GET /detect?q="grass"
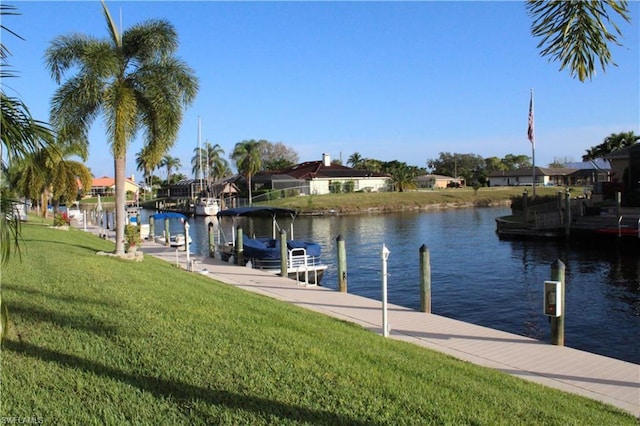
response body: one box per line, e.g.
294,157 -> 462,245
259,186 -> 578,214
1,223 -> 636,424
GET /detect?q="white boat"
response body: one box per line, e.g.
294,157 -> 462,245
65,202 -> 83,223
194,196 -> 219,216
160,233 -> 192,248
150,212 -> 192,248
215,207 -> 328,285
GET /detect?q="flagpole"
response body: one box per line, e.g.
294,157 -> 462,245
528,89 -> 536,198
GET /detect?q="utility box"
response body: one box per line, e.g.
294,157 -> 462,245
544,280 -> 562,317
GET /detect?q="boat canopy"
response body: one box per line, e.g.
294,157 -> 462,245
151,212 -> 188,221
216,207 -> 297,220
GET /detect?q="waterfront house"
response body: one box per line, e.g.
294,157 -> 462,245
90,176 -> 139,196
251,153 -> 391,196
488,167 -> 575,187
416,174 -> 464,189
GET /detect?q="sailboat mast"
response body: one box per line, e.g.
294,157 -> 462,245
198,116 -> 203,191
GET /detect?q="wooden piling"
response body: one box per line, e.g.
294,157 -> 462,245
419,244 -> 431,313
280,229 -> 288,278
236,227 -> 244,266
207,222 -> 215,257
564,190 -> 571,237
164,218 -> 170,247
149,216 -> 155,240
337,235 -> 347,292
550,259 -> 566,346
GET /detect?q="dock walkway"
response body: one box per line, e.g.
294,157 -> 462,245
83,223 -> 640,417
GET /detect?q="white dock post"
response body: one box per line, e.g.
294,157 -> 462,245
185,221 -> 190,270
382,244 -> 390,337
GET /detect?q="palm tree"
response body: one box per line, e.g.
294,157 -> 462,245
1,4 -> 55,266
526,1 -> 631,81
583,131 -> 639,160
347,152 -> 363,169
192,141 -> 228,187
159,154 -> 182,186
231,139 -> 262,205
45,0 -> 198,254
12,139 -> 92,216
207,143 -> 230,182
136,145 -> 162,195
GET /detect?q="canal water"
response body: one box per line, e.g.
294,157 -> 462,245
141,207 -> 640,365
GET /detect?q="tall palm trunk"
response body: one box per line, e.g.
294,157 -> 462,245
114,156 -> 126,254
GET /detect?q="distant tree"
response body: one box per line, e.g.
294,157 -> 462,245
484,157 -> 506,174
583,131 -> 639,160
231,139 -> 262,204
383,161 -> 419,192
192,141 -> 228,183
427,153 -> 485,183
362,158 -> 383,172
159,155 -> 182,185
547,161 -> 566,168
526,0 -> 631,81
136,145 -> 161,192
258,140 -> 298,171
347,152 -> 364,169
263,157 -> 295,172
172,172 -> 187,183
501,154 -> 531,170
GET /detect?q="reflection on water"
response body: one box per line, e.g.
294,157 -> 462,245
142,207 -> 639,364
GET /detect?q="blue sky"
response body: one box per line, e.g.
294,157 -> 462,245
4,1 -> 639,182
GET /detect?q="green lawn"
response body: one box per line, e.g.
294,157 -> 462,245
1,223 -> 635,424
259,186 -> 579,214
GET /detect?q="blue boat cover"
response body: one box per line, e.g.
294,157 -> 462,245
151,212 -> 188,221
242,235 -> 321,259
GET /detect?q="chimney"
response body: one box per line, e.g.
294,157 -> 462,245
322,153 -> 331,167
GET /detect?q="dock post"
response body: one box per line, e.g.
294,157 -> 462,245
419,245 -> 431,313
208,222 -> 215,257
550,259 -> 566,346
523,190 -> 528,225
164,218 -> 170,247
565,190 -> 571,237
381,244 -> 391,337
280,229 -> 288,278
337,235 -> 347,292
236,227 -> 244,266
184,221 -> 190,268
615,191 -> 621,218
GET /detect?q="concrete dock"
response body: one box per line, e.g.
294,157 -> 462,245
83,222 -> 640,418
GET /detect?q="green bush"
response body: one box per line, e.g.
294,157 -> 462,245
329,181 -> 342,193
343,180 -> 355,193
53,212 -> 70,226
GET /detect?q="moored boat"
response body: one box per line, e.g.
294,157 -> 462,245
194,197 -> 219,216
149,212 -> 192,247
214,207 -> 328,285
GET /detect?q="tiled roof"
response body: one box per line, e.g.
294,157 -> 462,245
90,176 -> 138,188
280,161 -> 389,180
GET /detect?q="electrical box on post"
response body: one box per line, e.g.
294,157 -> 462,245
544,280 -> 562,317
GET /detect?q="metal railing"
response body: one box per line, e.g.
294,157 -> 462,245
617,216 -> 640,238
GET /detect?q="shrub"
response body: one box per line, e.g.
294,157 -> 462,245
124,224 -> 141,249
53,212 -> 70,226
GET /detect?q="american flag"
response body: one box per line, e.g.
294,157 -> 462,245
527,91 -> 534,145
